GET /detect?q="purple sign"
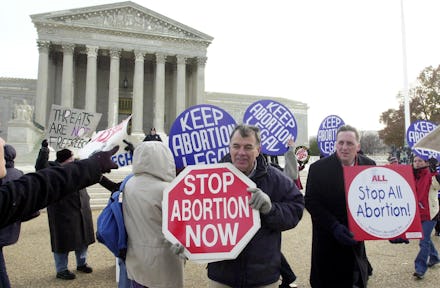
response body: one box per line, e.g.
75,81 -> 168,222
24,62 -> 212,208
406,120 -> 439,161
317,115 -> 345,157
243,100 -> 297,156
168,104 -> 237,170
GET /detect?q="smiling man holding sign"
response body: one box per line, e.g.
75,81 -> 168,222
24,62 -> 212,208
205,124 -> 304,288
305,125 -> 376,288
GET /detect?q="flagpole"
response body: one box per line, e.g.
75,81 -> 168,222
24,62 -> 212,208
401,0 -> 410,145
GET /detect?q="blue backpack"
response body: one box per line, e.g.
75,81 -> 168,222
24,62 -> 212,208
96,173 -> 134,259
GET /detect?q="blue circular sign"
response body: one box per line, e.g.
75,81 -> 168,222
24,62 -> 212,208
406,120 -> 439,161
168,104 -> 237,170
243,99 -> 297,156
317,115 -> 345,157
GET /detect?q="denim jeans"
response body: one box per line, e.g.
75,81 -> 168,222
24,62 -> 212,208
53,246 -> 88,272
118,258 -> 133,288
415,220 -> 440,274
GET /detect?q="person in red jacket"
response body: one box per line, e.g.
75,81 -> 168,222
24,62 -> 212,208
412,155 -> 440,279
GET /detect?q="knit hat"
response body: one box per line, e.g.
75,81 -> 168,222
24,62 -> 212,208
4,144 -> 16,168
56,149 -> 73,163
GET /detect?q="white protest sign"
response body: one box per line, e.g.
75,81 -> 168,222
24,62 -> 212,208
344,165 -> 422,240
78,116 -> 132,167
46,105 -> 101,151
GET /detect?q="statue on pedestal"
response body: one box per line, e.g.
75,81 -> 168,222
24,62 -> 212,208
13,100 -> 34,122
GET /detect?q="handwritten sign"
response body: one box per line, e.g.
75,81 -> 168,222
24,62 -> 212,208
168,104 -> 236,170
78,116 -> 132,167
317,115 -> 344,157
46,105 -> 101,151
344,165 -> 422,240
243,100 -> 297,156
406,120 -> 439,161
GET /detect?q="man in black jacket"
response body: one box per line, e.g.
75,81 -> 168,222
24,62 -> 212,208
35,146 -> 96,280
305,125 -> 375,288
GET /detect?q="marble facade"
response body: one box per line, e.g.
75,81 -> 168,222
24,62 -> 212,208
0,1 -> 309,161
31,1 -> 213,138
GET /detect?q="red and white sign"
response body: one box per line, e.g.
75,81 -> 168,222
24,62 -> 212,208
344,165 -> 422,241
78,115 -> 132,163
162,163 -> 260,262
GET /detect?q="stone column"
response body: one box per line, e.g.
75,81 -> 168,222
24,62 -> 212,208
108,48 -> 121,128
61,43 -> 75,107
195,57 -> 207,104
176,55 -> 187,117
153,53 -> 166,133
35,40 -> 50,127
85,46 -> 98,112
132,50 -> 145,135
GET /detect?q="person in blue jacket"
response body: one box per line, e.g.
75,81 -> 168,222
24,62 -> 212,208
207,124 -> 305,288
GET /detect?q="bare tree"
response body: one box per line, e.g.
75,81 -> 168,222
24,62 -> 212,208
360,131 -> 387,155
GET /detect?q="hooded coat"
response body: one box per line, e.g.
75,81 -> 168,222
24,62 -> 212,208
305,153 -> 376,288
35,147 -> 95,253
123,141 -> 184,288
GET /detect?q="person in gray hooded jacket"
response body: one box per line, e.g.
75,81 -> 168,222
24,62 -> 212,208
123,141 -> 184,288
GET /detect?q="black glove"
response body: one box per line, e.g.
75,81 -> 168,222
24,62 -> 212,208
118,248 -> 127,261
89,146 -> 119,173
41,139 -> 48,148
332,223 -> 357,246
123,139 -> 135,155
428,157 -> 438,173
389,238 -> 409,244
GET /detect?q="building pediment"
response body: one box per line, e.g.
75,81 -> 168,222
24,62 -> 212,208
31,1 -> 213,44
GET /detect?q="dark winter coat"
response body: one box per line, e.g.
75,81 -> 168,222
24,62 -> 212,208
305,153 -> 376,288
35,148 -> 95,253
207,154 -> 305,287
0,147 -> 24,246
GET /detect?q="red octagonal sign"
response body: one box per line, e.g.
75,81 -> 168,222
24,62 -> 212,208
162,163 -> 260,262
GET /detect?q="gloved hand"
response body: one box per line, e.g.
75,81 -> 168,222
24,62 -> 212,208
123,139 -> 135,155
247,187 -> 272,214
332,223 -> 358,246
170,243 -> 187,260
118,248 -> 127,260
428,157 -> 438,173
89,146 -> 119,173
41,139 -> 48,147
389,238 -> 409,244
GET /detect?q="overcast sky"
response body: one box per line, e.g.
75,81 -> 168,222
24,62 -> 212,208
2,0 -> 440,135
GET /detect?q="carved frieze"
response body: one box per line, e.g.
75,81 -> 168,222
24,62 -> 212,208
32,4 -> 212,44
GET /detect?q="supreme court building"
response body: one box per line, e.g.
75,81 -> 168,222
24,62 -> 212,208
31,1 -> 212,138
0,1 -> 308,159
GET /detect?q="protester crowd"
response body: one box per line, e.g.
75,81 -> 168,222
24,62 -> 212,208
0,123 -> 439,288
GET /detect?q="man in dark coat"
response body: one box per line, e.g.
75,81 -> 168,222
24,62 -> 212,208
35,145 -> 95,280
207,124 -> 304,287
305,125 -> 376,288
143,127 -> 162,142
